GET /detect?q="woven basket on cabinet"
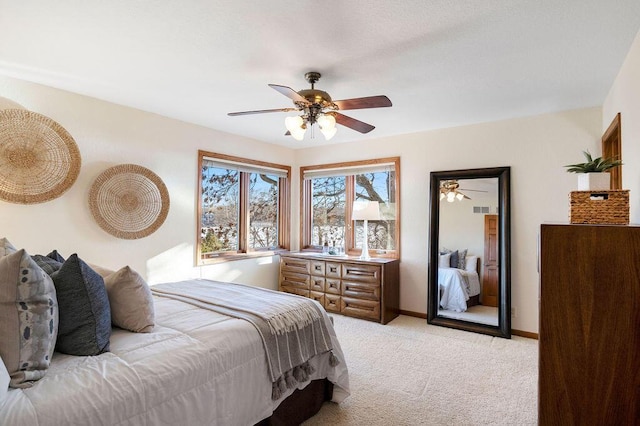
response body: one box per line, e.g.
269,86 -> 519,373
569,190 -> 629,225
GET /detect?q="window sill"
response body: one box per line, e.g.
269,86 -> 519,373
197,249 -> 289,266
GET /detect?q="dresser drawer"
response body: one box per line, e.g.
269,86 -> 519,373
310,261 -> 325,276
309,291 -> 325,306
310,276 -> 325,292
341,297 -> 380,321
325,262 -> 341,278
324,294 -> 341,313
280,272 -> 310,289
280,286 -> 310,298
342,280 -> 380,300
341,263 -> 380,282
280,256 -> 310,274
325,278 -> 341,295
278,254 -> 399,325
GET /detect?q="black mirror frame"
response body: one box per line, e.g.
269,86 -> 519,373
427,166 -> 511,338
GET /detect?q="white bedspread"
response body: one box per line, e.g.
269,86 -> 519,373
438,268 -> 481,312
0,282 -> 350,426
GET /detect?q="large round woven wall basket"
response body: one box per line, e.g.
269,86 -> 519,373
89,164 -> 170,239
0,109 -> 81,204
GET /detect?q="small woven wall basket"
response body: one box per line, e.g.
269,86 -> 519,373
0,109 -> 81,204
569,190 -> 629,225
89,164 -> 170,239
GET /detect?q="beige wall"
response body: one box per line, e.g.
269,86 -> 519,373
603,28 -> 640,223
0,76 -> 293,289
294,108 -> 603,333
0,74 -> 608,334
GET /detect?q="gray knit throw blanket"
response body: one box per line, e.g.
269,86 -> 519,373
151,279 -> 339,400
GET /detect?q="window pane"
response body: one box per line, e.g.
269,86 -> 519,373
355,170 -> 396,251
249,173 -> 279,249
200,166 -> 239,256
311,176 -> 346,248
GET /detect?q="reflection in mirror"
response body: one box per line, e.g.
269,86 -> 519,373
438,178 -> 499,325
428,167 -> 511,338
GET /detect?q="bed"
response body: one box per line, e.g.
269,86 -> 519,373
437,255 -> 481,312
0,278 -> 350,426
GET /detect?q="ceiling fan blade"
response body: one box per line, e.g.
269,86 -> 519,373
459,188 -> 488,193
333,95 -> 392,111
268,84 -> 309,104
334,112 -> 375,133
228,107 -> 298,116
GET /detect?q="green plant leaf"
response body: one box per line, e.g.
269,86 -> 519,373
564,150 -> 623,173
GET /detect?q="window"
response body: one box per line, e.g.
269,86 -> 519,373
300,157 -> 400,259
197,150 -> 290,264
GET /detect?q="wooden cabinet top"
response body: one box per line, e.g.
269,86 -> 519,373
280,251 -> 399,265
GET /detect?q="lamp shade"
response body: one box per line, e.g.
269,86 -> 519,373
317,114 -> 336,130
352,200 -> 381,221
285,116 -> 303,132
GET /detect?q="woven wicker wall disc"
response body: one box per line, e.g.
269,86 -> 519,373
89,164 -> 170,239
0,109 -> 81,204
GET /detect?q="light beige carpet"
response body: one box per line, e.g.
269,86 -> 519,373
305,315 -> 538,426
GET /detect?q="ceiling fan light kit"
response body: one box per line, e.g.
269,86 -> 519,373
228,71 -> 392,141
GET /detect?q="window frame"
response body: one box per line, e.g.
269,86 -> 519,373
197,150 -> 290,265
300,156 -> 401,259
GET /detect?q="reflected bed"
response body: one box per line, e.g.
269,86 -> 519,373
437,255 -> 481,312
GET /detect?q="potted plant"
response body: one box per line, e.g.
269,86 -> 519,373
565,150 -> 622,190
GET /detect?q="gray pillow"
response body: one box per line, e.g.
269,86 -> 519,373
31,255 -> 63,276
457,249 -> 468,269
51,254 -> 111,356
441,250 -> 459,271
0,249 -> 58,388
47,250 -> 65,263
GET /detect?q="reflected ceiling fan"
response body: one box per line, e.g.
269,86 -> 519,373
228,71 -> 392,141
440,180 -> 487,202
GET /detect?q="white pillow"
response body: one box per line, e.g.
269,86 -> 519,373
438,253 -> 451,268
465,255 -> 479,272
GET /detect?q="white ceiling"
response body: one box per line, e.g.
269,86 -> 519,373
1,1 -> 639,149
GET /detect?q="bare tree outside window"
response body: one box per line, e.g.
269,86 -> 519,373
301,158 -> 400,258
197,151 -> 290,264
355,170 -> 396,251
200,166 -> 239,256
311,176 -> 346,248
249,173 -> 279,249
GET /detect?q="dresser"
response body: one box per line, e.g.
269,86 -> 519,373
539,224 -> 640,425
279,253 -> 399,324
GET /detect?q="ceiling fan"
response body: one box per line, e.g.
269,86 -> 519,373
228,71 -> 392,141
440,180 -> 487,202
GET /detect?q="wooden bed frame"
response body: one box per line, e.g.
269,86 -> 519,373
467,294 -> 480,307
256,379 -> 333,425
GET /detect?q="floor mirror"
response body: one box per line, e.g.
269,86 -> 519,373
427,167 -> 511,338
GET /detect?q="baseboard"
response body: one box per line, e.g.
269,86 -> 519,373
399,310 -> 539,340
399,309 -> 427,319
511,329 -> 538,339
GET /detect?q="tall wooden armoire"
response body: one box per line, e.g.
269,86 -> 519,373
539,224 -> 640,425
